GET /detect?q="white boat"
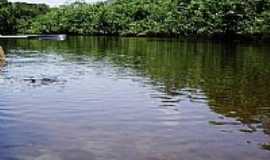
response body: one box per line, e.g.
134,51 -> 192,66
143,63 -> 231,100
38,34 -> 67,41
0,34 -> 67,41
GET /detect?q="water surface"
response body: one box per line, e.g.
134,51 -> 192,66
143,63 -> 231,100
0,37 -> 270,160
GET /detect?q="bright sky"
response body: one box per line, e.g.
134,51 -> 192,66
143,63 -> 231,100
9,0 -> 105,6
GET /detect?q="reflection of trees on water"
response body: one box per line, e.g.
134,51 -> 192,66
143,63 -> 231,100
1,37 -> 270,135
201,44 -> 270,135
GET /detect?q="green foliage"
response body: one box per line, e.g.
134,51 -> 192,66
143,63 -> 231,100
0,1 -> 49,34
0,2 -> 16,33
1,0 -> 270,37
0,0 -> 8,4
254,7 -> 270,33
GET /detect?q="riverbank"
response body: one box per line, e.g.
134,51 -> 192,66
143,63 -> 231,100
21,0 -> 269,43
62,32 -> 270,43
2,0 -> 270,43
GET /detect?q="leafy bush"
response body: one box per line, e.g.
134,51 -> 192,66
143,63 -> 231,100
2,0 -> 270,37
0,1 -> 49,34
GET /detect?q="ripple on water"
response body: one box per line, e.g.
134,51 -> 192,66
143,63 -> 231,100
0,39 -> 270,159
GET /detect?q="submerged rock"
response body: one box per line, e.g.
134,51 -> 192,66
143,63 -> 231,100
23,77 -> 61,86
209,120 -> 242,126
262,117 -> 270,134
262,143 -> 270,151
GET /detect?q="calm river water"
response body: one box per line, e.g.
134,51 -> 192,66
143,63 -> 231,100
0,37 -> 270,160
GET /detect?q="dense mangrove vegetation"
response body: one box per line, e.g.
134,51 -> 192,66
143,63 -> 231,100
1,0 -> 270,40
0,0 -> 49,34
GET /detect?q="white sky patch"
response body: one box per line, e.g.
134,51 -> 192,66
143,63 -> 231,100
9,0 -> 105,6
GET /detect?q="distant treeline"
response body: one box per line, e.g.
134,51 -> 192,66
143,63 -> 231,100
0,0 -> 49,34
1,0 -> 270,40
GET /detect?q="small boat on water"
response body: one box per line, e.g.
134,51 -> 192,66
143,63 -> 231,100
0,34 -> 67,41
38,34 -> 67,41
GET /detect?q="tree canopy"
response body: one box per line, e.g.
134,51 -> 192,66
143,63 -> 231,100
0,0 -> 49,34
1,0 -> 270,39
